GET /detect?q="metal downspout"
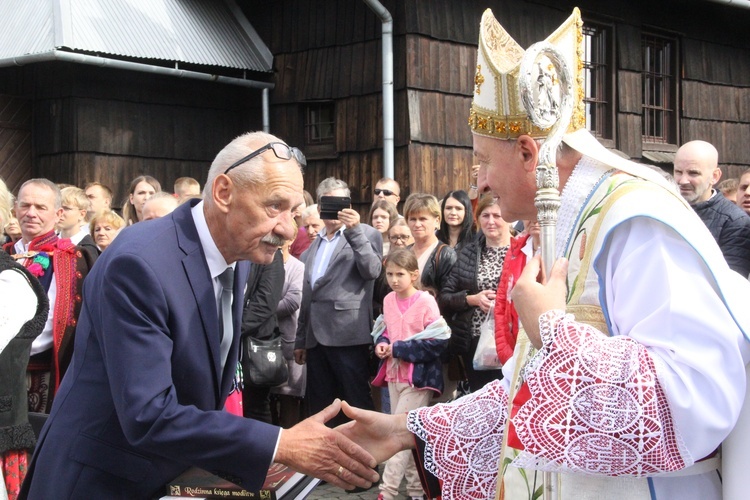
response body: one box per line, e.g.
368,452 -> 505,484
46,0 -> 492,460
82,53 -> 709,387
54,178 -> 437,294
262,88 -> 270,133
363,0 -> 394,180
0,50 -> 275,128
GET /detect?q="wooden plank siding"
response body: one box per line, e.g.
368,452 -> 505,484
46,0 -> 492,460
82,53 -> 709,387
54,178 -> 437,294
680,36 -> 750,175
246,0 -> 482,208
0,92 -> 32,194
22,62 -> 265,205
4,0 -> 749,211
35,153 -> 210,209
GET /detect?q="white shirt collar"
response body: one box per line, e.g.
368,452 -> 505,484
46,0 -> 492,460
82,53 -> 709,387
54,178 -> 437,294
191,201 -> 234,279
13,239 -> 28,254
319,224 -> 345,241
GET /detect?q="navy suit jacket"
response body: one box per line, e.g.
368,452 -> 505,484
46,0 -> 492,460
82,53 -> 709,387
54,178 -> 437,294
21,201 -> 280,499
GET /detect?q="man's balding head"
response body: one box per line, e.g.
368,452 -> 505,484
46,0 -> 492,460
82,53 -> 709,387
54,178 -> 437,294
142,192 -> 180,221
673,140 -> 721,205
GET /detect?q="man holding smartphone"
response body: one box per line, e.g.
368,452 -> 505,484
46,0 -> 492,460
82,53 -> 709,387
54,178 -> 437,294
295,177 -> 383,427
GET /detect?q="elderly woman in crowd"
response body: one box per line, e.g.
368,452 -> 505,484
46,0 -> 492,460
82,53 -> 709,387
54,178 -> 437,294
89,210 -> 126,252
439,195 -> 512,392
369,199 -> 399,256
437,190 -> 476,253
289,191 -> 314,259
122,175 -> 160,225
387,218 -> 413,251
0,177 -> 49,499
270,238 -> 306,428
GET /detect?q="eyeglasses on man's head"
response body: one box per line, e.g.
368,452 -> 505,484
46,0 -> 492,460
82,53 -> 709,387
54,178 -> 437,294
374,188 -> 396,197
223,142 -> 307,176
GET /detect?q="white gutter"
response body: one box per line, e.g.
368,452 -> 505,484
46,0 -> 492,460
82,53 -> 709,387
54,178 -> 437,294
703,0 -> 750,8
363,0 -> 395,180
0,50 -> 275,132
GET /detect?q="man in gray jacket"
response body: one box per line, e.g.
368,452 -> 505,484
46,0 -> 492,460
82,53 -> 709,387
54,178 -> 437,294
674,140 -> 750,277
295,177 -> 382,426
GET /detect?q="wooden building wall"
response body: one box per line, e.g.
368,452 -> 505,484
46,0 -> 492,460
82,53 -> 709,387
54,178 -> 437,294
0,67 -> 33,195
6,0 -> 747,210
1,61 -> 265,206
538,0 -> 750,178
249,0 -> 750,210
246,0 -> 484,212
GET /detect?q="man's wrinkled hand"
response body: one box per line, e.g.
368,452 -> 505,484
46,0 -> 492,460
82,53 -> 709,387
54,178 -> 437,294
511,255 -> 567,348
274,399 -> 379,490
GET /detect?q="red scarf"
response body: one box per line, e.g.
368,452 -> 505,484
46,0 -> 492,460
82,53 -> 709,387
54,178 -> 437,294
493,233 -> 530,364
494,233 -> 533,451
13,231 -> 80,390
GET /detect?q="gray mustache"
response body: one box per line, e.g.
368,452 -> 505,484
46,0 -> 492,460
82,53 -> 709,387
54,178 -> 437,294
261,234 -> 285,247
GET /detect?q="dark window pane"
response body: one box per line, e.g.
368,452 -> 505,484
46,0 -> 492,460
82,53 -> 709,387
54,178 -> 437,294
305,103 -> 335,145
641,33 -> 676,144
582,22 -> 613,140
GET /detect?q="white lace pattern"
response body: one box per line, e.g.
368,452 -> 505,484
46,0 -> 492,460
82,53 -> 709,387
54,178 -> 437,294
408,381 -> 508,499
513,310 -> 689,476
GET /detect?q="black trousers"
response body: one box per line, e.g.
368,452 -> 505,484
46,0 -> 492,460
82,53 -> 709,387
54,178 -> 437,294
305,343 -> 375,427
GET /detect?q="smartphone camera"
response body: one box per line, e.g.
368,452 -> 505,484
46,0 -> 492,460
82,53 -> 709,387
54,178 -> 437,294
319,196 -> 351,220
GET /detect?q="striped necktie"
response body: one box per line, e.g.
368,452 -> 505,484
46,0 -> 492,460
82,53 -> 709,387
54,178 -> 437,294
218,267 -> 234,372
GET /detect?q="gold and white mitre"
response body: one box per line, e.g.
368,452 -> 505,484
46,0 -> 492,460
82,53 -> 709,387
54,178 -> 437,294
469,7 -> 585,139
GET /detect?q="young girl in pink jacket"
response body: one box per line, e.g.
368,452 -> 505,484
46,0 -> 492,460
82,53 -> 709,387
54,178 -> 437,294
372,249 -> 450,500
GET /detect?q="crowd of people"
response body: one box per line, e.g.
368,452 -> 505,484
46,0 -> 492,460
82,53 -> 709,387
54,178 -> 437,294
2,7 -> 750,500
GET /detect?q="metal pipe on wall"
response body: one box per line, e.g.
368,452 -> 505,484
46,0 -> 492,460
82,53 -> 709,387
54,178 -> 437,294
363,0 -> 395,180
0,50 -> 275,126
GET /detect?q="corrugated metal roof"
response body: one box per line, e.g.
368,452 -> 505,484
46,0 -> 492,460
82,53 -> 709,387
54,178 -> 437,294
0,0 -> 272,72
0,0 -> 56,58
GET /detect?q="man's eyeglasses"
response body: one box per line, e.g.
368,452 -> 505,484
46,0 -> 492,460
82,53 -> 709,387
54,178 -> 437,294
374,188 -> 396,197
389,235 -> 412,242
223,142 -> 307,175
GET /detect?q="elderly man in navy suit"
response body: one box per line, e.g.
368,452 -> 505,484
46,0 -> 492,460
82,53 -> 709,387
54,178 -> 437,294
294,177 -> 383,427
20,132 -> 378,499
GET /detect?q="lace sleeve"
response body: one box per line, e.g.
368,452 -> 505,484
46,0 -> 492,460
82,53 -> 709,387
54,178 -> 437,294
407,380 -> 508,499
512,310 -> 689,476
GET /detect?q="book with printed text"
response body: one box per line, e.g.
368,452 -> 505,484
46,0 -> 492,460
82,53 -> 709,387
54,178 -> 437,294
164,462 -> 319,500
